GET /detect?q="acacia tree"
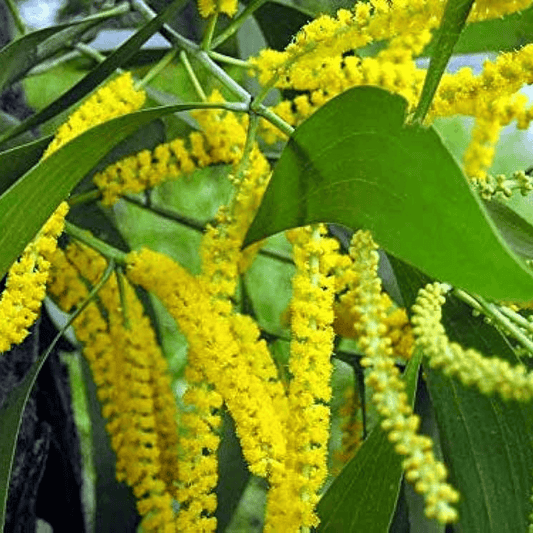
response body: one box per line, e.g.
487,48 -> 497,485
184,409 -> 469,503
2,0 -> 533,531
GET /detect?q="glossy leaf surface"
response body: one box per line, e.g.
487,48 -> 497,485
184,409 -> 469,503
244,86 -> 533,302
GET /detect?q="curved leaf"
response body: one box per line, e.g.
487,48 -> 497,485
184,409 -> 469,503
483,199 -> 533,260
0,0 -> 187,148
317,351 -> 421,532
425,5 -> 533,55
243,86 -> 533,302
0,4 -> 129,93
0,102 -> 222,279
389,255 -> 533,533
413,0 -> 475,124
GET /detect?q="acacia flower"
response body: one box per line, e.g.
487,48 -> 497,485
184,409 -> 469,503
264,225 -> 336,532
412,282 -> 533,401
197,0 -> 238,18
127,248 -> 287,478
176,363 -> 221,533
0,202 -> 68,353
348,230 -> 459,524
50,244 -> 179,532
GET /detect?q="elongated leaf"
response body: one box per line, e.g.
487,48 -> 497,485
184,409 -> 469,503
0,5 -> 128,92
244,86 -> 533,302
0,0 -> 187,148
483,199 -> 533,260
253,3 -> 311,50
413,0 -> 475,124
0,136 -> 50,196
390,255 -> 533,533
317,351 -> 422,532
425,5 -> 533,55
0,102 -> 220,279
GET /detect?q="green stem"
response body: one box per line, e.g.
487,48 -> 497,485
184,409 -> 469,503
115,267 -> 130,329
5,0 -> 27,35
75,42 -> 113,65
201,13 -> 219,51
65,221 -> 127,265
255,104 -> 294,137
180,51 -> 207,101
137,48 -> 178,88
211,0 -> 268,49
207,51 -> 253,69
454,289 -> 533,356
68,189 -> 101,206
122,194 -> 208,231
27,50 -> 83,77
231,112 -> 260,190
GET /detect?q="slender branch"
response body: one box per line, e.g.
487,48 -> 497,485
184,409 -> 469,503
122,194 -> 208,231
211,0 -> 269,49
27,51 -> 82,77
68,189 -> 101,206
454,289 -> 533,356
5,0 -> 27,35
65,221 -> 128,265
115,267 -> 130,329
137,48 -> 178,88
207,51 -> 253,69
180,51 -> 207,101
201,12 -> 219,51
254,104 -> 294,137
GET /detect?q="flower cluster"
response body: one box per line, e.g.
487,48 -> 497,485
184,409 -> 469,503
48,244 -> 179,532
264,225 -> 337,531
94,90 -> 251,206
412,282 -> 533,401
0,202 -> 68,353
126,248 -> 287,478
176,364 -> 221,532
197,0 -> 237,18
348,230 -> 459,523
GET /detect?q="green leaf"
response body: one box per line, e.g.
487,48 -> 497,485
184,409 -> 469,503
413,0 -> 475,124
317,351 -> 422,532
389,255 -> 533,533
0,136 -> 50,196
483,199 -> 533,260
425,5 -> 533,55
252,3 -> 311,50
243,86 -> 533,302
0,102 -> 221,280
0,6 -> 127,93
0,339 -> 47,532
0,0 -> 188,148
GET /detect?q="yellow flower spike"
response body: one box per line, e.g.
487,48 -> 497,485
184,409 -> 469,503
264,225 -> 336,532
348,230 -> 459,524
50,244 -> 179,531
176,363 -> 221,532
412,282 -> 533,402
126,248 -> 286,478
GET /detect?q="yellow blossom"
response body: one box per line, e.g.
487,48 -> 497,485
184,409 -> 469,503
197,0 -> 237,18
412,282 -> 533,401
348,230 -> 459,524
49,244 -> 179,531
127,248 -> 286,478
264,225 -> 336,532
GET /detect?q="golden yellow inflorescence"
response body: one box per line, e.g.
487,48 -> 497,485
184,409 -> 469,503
48,244 -> 179,532
347,231 -> 459,523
